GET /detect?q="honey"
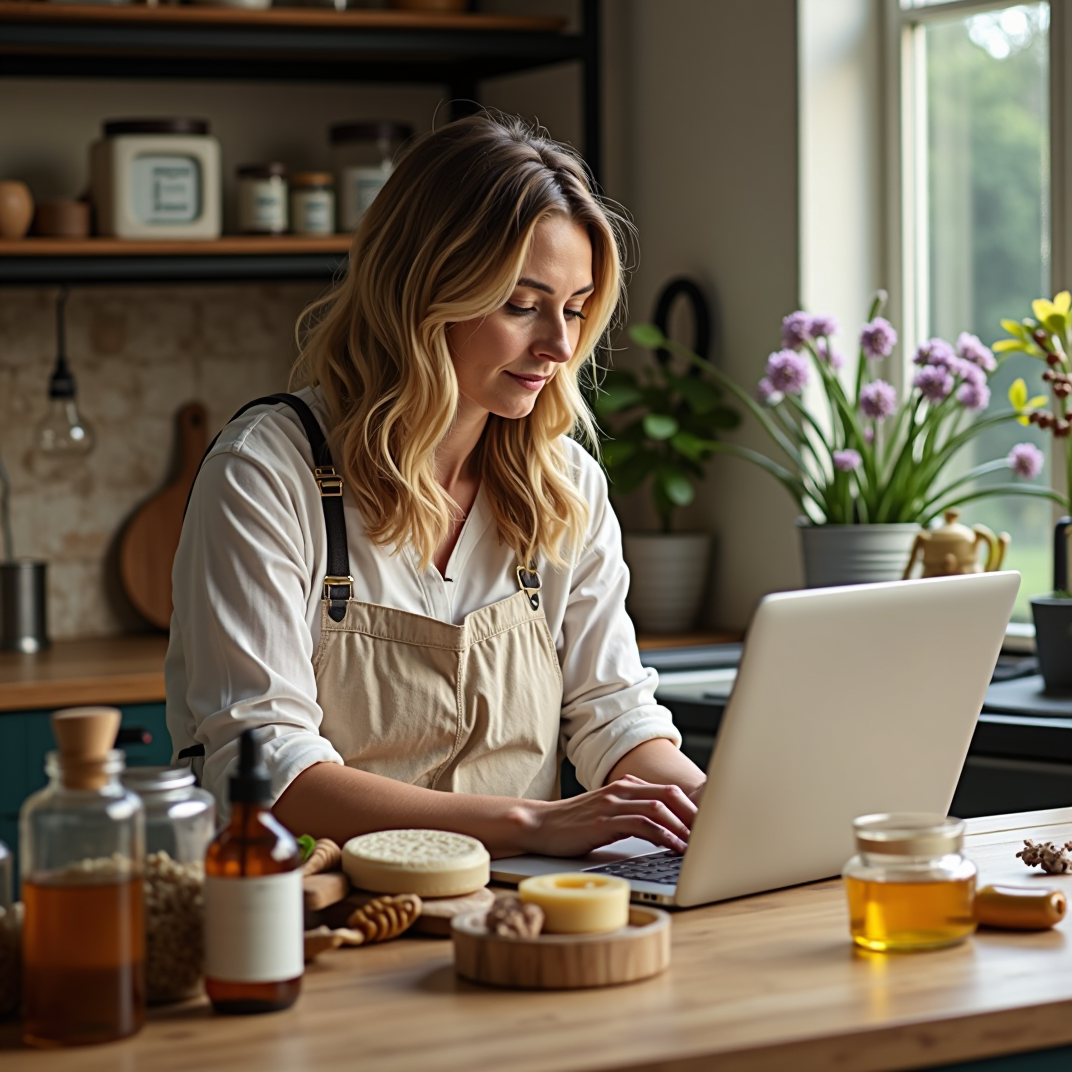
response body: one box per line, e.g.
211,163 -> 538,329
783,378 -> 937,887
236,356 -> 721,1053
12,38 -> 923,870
22,874 -> 145,1045
846,875 -> 976,952
843,813 -> 977,953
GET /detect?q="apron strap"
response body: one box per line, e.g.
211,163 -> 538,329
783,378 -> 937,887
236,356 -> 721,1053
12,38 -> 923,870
185,393 -> 353,622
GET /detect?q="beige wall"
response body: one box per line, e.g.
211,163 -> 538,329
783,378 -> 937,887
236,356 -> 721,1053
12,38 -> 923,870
0,1 -> 804,638
615,0 -> 804,629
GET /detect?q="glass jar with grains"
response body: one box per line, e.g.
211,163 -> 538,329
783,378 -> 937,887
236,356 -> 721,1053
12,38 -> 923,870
843,813 -> 977,952
122,766 -> 216,1003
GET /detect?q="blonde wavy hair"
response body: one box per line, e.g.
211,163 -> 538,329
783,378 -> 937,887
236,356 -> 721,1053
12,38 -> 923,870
293,113 -> 627,569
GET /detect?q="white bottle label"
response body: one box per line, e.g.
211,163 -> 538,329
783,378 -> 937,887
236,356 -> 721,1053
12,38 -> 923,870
204,872 -> 304,983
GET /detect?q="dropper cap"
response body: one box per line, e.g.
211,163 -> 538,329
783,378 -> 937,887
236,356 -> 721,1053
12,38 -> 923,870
230,729 -> 272,804
51,706 -> 121,790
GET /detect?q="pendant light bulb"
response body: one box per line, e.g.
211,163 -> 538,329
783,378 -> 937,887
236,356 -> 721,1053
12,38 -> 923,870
36,286 -> 94,457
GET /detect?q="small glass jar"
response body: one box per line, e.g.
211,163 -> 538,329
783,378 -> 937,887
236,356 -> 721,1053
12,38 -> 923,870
330,120 -> 413,232
122,767 -> 215,1004
19,712 -> 146,1046
843,813 -> 977,952
237,162 -> 288,234
289,171 -> 335,235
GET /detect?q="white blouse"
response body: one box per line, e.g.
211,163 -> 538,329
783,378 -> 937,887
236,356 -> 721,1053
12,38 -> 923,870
165,387 -> 680,810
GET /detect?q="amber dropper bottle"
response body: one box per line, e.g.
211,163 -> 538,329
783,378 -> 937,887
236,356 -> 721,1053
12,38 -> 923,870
203,730 -> 303,1014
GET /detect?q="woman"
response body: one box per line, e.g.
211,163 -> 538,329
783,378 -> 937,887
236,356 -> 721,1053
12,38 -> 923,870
167,114 -> 705,858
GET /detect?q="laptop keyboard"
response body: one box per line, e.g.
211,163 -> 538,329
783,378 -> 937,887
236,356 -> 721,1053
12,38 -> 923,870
585,850 -> 683,885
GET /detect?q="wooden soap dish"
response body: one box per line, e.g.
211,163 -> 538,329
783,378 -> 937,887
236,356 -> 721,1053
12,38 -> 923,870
451,906 -> 671,989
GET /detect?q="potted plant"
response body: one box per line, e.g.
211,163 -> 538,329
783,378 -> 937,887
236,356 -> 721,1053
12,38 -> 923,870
594,347 -> 740,633
994,293 -> 1072,692
629,292 -> 1061,588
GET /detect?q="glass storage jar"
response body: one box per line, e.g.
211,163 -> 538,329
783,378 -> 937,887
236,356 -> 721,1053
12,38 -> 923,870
330,120 -> 413,231
237,163 -> 288,234
843,813 -> 977,952
122,766 -> 215,1004
19,707 -> 146,1045
289,171 -> 335,235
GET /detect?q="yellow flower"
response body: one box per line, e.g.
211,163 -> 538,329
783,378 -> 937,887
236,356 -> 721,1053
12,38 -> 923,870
1032,294 -> 1068,334
1008,378 -> 1048,426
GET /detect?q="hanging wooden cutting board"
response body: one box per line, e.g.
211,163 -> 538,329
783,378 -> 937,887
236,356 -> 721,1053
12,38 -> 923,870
120,402 -> 207,630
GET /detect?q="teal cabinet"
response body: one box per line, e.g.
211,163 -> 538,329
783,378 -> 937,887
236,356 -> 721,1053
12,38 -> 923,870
0,701 -> 171,879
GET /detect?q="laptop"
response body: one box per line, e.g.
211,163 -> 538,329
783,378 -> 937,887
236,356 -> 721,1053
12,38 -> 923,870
491,572 -> 1020,908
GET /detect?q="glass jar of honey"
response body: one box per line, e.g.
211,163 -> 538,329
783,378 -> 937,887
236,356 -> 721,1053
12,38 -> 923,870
19,707 -> 146,1045
843,813 -> 976,952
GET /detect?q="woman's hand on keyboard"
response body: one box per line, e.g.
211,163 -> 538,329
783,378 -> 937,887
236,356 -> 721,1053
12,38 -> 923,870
510,775 -> 696,857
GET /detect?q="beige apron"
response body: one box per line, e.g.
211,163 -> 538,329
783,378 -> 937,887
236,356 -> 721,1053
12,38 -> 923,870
313,585 -> 565,800
184,393 -> 564,801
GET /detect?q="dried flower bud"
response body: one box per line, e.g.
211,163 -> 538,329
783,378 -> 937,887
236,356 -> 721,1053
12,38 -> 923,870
1028,411 -> 1040,424
1056,420 -> 1071,437
1047,352 -> 1062,366
1038,412 -> 1055,429
1043,369 -> 1056,382
1034,329 -> 1050,346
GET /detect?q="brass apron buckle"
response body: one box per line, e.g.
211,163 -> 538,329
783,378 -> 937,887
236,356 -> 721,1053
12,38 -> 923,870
516,566 -> 542,611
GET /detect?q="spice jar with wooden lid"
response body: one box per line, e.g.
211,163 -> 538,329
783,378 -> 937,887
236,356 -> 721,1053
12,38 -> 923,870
19,706 -> 146,1046
843,813 -> 977,952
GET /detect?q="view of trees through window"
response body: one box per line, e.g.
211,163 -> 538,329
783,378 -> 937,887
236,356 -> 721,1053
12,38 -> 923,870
923,2 -> 1051,618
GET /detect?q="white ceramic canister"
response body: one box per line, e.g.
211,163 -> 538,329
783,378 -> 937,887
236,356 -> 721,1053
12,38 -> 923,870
90,118 -> 221,239
237,163 -> 288,234
289,172 -> 335,235
330,120 -> 413,232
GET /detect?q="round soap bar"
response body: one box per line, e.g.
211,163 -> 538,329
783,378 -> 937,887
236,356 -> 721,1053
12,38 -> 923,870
342,829 -> 490,898
518,873 -> 630,934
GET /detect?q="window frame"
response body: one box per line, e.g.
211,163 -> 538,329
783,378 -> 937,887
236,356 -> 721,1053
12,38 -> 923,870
883,0 -> 1068,576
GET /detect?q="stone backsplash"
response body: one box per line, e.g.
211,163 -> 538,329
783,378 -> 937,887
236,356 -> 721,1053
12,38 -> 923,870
0,283 -> 324,639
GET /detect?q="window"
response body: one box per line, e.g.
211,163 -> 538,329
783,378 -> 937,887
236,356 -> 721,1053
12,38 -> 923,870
897,1 -> 1053,619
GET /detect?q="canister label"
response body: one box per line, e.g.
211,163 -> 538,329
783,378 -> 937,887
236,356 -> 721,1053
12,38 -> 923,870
204,872 -> 303,982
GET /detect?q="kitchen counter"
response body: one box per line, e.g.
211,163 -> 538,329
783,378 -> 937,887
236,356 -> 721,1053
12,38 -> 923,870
5,809 -> 1072,1071
0,636 -> 167,712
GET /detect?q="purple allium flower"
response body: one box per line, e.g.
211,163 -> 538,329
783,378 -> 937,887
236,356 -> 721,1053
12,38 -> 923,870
781,311 -> 812,351
833,449 -> 862,473
914,364 -> 954,402
913,338 -> 957,369
951,357 -> 986,387
859,379 -> 897,421
808,314 -> 839,338
956,332 -> 997,373
1007,442 -> 1044,480
765,349 -> 809,395
860,317 -> 898,361
955,381 -> 991,412
815,338 -> 844,370
863,427 -> 875,445
756,377 -> 784,406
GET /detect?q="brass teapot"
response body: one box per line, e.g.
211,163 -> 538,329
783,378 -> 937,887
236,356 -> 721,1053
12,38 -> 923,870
903,510 -> 1010,579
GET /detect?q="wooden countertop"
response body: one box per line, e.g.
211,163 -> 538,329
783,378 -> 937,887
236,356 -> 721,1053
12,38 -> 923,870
5,809 -> 1072,1071
0,636 -> 167,712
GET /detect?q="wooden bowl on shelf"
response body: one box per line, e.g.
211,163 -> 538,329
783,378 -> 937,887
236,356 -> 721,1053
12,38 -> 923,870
451,905 -> 670,990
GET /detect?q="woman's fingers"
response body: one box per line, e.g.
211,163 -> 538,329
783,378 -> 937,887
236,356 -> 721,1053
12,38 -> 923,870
596,814 -> 689,854
602,793 -> 691,843
604,779 -> 698,830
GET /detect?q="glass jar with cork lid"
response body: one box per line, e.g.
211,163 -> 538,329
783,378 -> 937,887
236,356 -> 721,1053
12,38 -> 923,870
843,813 -> 977,952
19,707 -> 146,1045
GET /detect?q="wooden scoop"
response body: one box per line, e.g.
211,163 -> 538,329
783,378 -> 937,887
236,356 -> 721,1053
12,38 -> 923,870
51,706 -> 121,789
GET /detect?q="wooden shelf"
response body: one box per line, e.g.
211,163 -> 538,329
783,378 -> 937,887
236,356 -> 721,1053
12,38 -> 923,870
0,635 -> 167,712
0,235 -> 349,283
0,1 -> 582,82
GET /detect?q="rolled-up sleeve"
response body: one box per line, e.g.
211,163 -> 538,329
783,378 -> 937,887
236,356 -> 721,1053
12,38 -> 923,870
167,435 -> 342,814
558,459 -> 681,791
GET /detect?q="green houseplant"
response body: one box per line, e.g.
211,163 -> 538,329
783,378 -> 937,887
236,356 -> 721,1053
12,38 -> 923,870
628,293 -> 1060,587
594,349 -> 739,633
994,292 -> 1072,690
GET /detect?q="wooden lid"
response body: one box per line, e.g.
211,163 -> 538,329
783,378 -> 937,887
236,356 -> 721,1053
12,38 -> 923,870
51,706 -> 121,789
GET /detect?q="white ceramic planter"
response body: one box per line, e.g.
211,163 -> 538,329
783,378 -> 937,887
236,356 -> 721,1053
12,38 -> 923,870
797,520 -> 920,588
623,533 -> 712,634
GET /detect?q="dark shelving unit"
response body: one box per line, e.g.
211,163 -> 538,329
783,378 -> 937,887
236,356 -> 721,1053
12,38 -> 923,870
0,0 -> 601,285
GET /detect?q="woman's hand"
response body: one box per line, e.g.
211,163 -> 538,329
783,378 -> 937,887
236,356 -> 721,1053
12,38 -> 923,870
513,774 -> 698,857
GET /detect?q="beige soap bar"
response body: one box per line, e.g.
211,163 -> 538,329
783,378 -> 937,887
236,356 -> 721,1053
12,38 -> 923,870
342,829 -> 490,898
518,873 -> 630,934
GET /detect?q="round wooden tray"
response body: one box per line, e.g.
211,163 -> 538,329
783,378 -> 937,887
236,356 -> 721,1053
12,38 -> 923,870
451,906 -> 671,989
